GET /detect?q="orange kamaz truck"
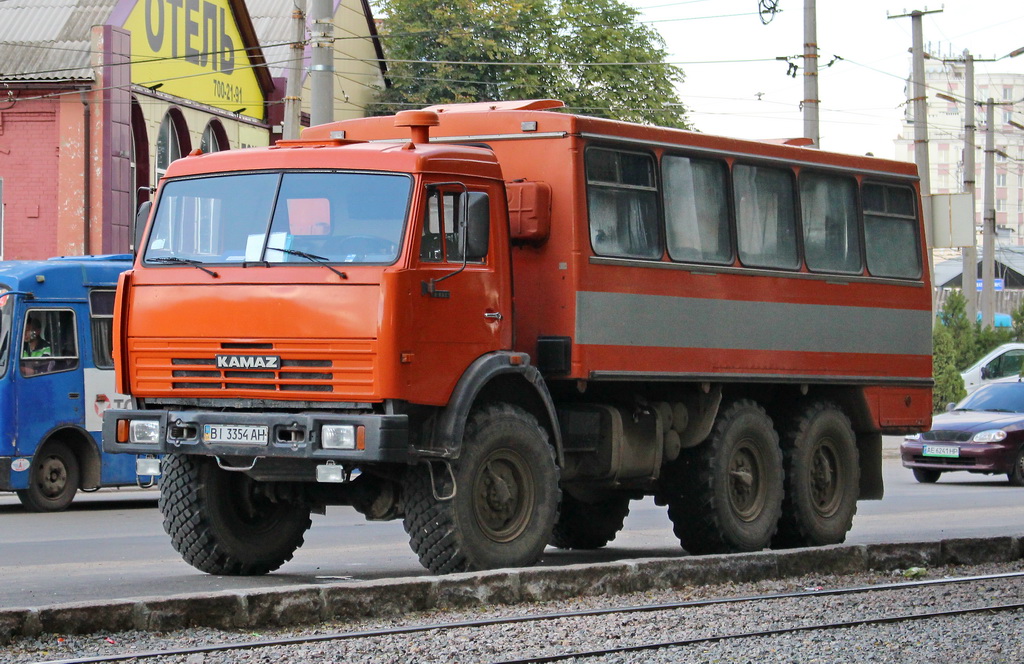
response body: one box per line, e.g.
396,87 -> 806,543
103,100 -> 932,575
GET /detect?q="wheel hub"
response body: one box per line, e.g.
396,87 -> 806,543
728,442 -> 765,521
38,457 -> 67,498
810,440 -> 842,516
474,451 -> 533,543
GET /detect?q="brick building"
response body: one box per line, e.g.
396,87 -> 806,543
0,0 -> 385,259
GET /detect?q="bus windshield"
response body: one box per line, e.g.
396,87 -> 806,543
0,290 -> 12,377
144,171 -> 412,266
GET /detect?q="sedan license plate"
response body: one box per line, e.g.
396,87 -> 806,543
203,424 -> 269,445
922,444 -> 960,458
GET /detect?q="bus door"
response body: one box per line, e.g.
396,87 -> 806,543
83,289 -> 136,483
17,307 -> 83,453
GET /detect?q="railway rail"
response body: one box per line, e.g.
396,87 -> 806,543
23,570 -> 1024,664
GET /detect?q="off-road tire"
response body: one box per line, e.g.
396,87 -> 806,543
17,441 -> 80,512
402,403 -> 560,574
773,402 -> 859,548
550,492 -> 631,550
667,399 -> 783,554
159,453 -> 312,575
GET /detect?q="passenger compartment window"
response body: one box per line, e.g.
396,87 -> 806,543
863,183 -> 921,279
89,290 -> 116,370
734,164 -> 798,269
663,155 -> 731,264
585,148 -> 660,259
799,172 -> 862,274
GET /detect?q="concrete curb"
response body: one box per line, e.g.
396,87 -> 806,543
2,535 -> 1021,643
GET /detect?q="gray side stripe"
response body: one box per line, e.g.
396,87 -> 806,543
576,291 -> 932,356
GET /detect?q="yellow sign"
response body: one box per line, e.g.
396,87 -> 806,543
123,0 -> 264,120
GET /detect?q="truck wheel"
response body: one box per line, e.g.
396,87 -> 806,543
16,441 -> 80,512
402,403 -> 560,574
550,492 -> 631,550
667,400 -> 783,554
16,440 -> 79,514
773,402 -> 859,548
159,454 -> 312,576
913,468 -> 942,484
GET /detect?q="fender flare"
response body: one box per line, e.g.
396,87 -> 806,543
429,351 -> 563,464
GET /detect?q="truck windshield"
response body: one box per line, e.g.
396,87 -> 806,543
144,171 -> 412,265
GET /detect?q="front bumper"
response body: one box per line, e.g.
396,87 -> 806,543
102,408 -> 411,464
899,440 -> 1018,474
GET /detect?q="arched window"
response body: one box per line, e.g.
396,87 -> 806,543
130,97 -> 150,211
156,109 -> 190,180
200,120 -> 229,153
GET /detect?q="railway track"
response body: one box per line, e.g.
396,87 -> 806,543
25,570 -> 1024,664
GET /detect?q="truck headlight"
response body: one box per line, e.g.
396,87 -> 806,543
130,420 -> 161,444
322,424 -> 356,450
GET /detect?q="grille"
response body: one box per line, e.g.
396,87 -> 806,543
133,340 -> 377,398
912,455 -> 977,467
920,430 -> 973,443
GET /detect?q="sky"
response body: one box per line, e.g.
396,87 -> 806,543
623,0 -> 1024,158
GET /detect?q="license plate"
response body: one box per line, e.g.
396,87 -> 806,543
923,444 -> 960,458
203,424 -> 269,445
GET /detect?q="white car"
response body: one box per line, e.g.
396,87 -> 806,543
962,342 -> 1024,393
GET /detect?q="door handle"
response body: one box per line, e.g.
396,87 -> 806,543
484,312 -> 503,321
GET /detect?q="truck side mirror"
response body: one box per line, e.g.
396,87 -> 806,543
465,192 -> 490,260
133,201 -> 152,255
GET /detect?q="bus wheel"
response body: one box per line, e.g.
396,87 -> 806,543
773,403 -> 859,548
159,454 -> 312,576
17,441 -> 81,512
402,403 -> 560,574
550,491 -> 631,550
668,400 -> 783,554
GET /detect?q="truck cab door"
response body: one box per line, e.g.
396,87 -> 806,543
401,182 -> 511,404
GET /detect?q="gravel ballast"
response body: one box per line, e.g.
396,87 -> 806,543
6,561 -> 1023,664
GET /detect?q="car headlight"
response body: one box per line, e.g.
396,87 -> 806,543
973,429 -> 1008,443
904,433 -> 921,441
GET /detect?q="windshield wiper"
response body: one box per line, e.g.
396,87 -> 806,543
149,257 -> 219,278
271,248 -> 347,279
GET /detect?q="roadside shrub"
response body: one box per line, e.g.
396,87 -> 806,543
933,323 -> 966,411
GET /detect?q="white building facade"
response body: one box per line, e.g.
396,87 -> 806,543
897,58 -> 1024,245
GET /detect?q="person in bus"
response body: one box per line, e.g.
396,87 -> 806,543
21,316 -> 51,376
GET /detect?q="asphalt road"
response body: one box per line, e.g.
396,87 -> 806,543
1,438 -> 1022,611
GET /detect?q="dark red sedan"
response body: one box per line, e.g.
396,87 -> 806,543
901,381 -> 1024,485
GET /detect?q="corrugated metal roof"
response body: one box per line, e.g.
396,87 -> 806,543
0,0 -> 117,82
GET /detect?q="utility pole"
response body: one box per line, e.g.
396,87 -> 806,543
802,0 -> 819,147
284,0 -> 306,140
889,8 -> 942,315
961,52 -> 977,324
309,0 -> 334,127
981,99 -> 997,327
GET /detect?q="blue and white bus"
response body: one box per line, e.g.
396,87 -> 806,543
0,255 -> 151,511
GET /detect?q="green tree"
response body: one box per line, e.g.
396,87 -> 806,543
932,323 -> 966,411
371,0 -> 689,128
939,290 -> 975,371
